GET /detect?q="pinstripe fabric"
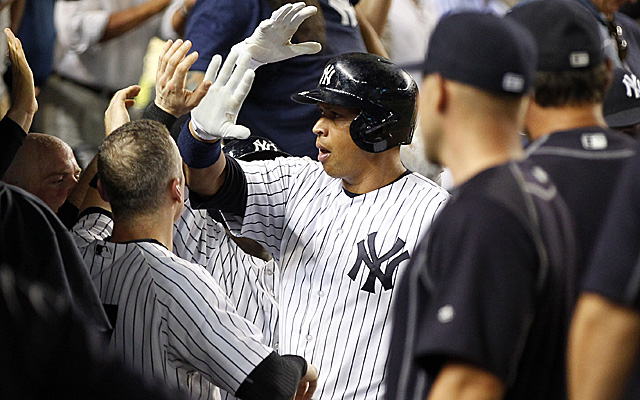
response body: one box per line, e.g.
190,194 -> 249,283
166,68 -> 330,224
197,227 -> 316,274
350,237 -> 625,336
222,157 -> 449,399
172,199 -> 280,400
72,212 -> 273,400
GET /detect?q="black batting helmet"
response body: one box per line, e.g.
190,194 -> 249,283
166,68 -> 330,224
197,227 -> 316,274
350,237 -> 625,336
292,52 -> 418,153
223,136 -> 290,161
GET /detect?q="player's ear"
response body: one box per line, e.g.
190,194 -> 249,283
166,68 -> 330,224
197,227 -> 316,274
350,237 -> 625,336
435,74 -> 448,113
97,179 -> 109,203
170,178 -> 183,204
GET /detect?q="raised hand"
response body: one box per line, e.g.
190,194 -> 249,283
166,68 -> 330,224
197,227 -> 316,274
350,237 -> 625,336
232,2 -> 322,68
5,28 -> 38,133
190,51 -> 255,140
104,85 -> 141,136
155,39 -> 211,117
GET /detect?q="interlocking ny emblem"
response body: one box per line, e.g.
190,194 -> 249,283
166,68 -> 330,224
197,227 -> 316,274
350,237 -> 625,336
348,232 -> 410,293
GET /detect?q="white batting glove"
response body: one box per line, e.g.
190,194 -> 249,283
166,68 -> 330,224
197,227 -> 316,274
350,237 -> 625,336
231,2 -> 322,69
190,51 -> 256,140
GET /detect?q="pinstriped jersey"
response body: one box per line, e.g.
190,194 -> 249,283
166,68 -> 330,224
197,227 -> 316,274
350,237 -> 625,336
71,212 -> 273,400
221,157 -> 449,399
173,197 -> 279,348
172,198 -> 280,400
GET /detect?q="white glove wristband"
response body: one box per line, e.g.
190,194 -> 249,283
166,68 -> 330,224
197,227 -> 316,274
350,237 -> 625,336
191,115 -> 221,141
231,42 -> 264,70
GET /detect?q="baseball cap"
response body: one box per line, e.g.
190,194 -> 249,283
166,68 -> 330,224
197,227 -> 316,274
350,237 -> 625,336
506,0 -> 603,71
603,67 -> 640,128
422,12 -> 537,96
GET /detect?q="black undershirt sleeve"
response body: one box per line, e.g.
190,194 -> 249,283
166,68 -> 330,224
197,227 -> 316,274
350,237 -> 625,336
0,116 -> 27,177
188,156 -> 248,216
141,102 -> 178,132
235,352 -> 307,400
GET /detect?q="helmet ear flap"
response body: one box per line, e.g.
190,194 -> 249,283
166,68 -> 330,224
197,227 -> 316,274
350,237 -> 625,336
350,112 -> 400,153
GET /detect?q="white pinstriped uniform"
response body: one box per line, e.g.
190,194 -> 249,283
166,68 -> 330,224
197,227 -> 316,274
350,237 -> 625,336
172,198 -> 280,400
173,197 -> 279,348
220,157 -> 449,399
72,212 -> 273,400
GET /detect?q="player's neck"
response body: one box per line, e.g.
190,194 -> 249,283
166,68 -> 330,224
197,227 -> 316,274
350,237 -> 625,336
341,151 -> 407,194
526,102 -> 606,140
442,118 -> 525,187
110,211 -> 175,252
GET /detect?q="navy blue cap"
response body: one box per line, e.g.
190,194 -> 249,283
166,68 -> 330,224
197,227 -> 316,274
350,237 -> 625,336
423,12 -> 537,95
507,0 -> 603,72
604,67 -> 640,128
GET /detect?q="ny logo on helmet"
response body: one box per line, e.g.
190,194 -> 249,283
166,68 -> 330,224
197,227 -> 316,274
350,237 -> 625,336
320,65 -> 336,86
252,139 -> 277,153
348,232 -> 410,293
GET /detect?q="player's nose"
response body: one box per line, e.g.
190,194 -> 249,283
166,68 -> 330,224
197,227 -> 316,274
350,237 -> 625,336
312,118 -> 329,136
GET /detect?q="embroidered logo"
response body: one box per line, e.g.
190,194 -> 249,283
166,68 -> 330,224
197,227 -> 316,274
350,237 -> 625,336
622,73 -> 640,98
348,232 -> 410,293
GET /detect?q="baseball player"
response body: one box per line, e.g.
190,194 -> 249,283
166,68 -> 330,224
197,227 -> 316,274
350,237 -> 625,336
507,0 -> 637,277
70,114 -> 318,400
172,137 -> 290,350
568,151 -> 640,399
177,36 -> 449,398
385,12 -> 579,399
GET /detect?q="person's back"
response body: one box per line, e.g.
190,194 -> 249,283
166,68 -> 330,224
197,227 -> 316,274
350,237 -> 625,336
73,218 -> 269,399
71,119 -> 317,400
508,0 -> 638,271
385,12 -> 578,399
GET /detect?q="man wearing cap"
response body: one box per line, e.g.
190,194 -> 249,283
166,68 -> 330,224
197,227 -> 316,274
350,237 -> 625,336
508,0 -> 637,277
603,67 -> 640,137
385,11 -> 579,399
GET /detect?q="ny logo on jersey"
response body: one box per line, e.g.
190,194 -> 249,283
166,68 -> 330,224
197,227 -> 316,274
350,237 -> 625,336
348,232 -> 410,293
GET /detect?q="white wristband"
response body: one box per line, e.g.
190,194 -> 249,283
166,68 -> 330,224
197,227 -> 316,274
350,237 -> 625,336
191,116 -> 221,141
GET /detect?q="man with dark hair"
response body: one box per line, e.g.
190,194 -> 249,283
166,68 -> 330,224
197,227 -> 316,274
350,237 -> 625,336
71,110 -> 317,400
183,0 -> 366,157
177,39 -> 448,398
508,0 -> 637,274
385,11 -> 579,399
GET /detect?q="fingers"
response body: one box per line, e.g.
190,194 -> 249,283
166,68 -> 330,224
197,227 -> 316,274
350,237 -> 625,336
226,53 -> 251,93
109,85 -> 141,107
290,6 -> 318,29
204,54 -> 222,84
187,79 -> 212,108
165,40 -> 193,87
214,51 -> 238,87
224,125 -> 251,140
290,42 -> 322,56
270,2 -> 293,21
278,2 -> 306,23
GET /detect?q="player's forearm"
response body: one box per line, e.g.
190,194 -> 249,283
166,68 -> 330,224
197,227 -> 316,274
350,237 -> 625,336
428,363 -> 505,400
180,121 -> 227,197
67,156 -> 98,211
100,0 -> 170,43
354,0 -> 391,37
568,293 -> 640,400
354,6 -> 389,59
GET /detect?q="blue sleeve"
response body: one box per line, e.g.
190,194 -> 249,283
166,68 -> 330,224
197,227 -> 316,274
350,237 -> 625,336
582,153 -> 640,311
185,0 -> 269,72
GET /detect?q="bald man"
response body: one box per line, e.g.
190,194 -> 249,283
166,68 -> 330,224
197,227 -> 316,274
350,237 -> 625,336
3,133 -> 81,213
